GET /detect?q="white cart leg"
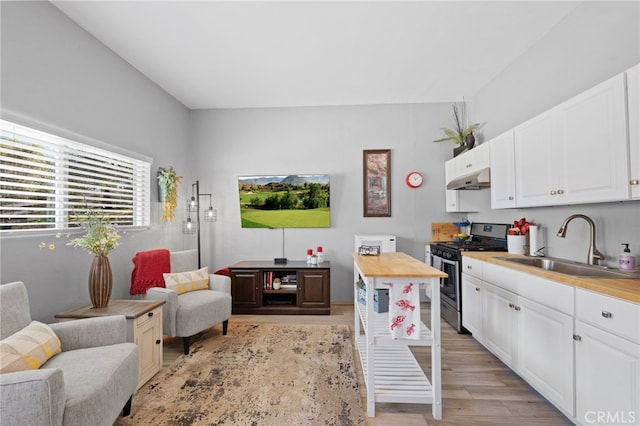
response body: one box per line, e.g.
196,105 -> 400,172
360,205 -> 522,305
431,277 -> 442,419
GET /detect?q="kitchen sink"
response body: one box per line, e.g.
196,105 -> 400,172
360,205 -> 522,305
496,256 -> 640,279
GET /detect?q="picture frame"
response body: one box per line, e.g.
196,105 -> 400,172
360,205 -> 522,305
363,149 -> 391,217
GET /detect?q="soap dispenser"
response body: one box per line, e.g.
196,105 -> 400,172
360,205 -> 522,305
619,243 -> 636,271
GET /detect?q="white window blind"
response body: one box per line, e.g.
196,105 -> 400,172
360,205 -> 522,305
0,119 -> 150,232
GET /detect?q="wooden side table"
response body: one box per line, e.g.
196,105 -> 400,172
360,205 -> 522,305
55,299 -> 165,389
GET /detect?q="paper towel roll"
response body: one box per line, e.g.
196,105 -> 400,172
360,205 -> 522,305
529,225 -> 539,256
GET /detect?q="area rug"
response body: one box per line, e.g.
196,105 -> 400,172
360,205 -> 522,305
116,323 -> 365,426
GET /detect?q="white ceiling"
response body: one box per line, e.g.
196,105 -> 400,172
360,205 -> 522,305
51,1 -> 581,110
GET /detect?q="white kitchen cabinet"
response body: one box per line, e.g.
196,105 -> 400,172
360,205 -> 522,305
489,129 -> 517,209
517,297 -> 574,416
483,282 -> 517,367
574,320 -> 640,426
444,159 -> 459,212
574,288 -> 640,425
466,257 -> 640,424
476,261 -> 576,418
515,73 -> 629,207
461,273 -> 483,342
627,64 -> 640,199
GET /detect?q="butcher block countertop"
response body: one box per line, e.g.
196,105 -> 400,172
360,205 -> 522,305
463,252 -> 640,304
353,252 -> 447,278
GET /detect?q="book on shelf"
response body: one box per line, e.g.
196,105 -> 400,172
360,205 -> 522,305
264,271 -> 276,290
280,284 -> 297,290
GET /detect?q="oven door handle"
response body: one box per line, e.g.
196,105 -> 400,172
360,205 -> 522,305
440,258 -> 459,268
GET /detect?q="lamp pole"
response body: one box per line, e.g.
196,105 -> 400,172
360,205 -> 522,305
190,180 -> 215,269
194,180 -> 201,268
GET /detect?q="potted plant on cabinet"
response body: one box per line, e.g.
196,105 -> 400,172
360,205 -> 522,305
157,166 -> 182,222
433,103 -> 483,157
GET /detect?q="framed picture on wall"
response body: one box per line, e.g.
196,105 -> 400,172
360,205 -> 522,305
363,149 -> 391,217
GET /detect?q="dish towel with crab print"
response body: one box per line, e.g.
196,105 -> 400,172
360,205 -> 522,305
388,282 -> 420,340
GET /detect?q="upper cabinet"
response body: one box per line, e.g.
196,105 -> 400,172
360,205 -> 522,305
516,73 -> 628,207
452,142 -> 490,177
486,70 -> 635,209
489,130 -> 516,209
627,64 -> 640,199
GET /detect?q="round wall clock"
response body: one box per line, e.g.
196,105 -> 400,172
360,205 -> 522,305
405,171 -> 423,188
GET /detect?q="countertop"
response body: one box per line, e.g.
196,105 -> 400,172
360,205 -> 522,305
462,252 -> 640,304
353,252 -> 447,278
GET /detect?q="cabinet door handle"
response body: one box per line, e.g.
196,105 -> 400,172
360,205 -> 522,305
514,306 -> 521,311
467,265 -> 472,269
508,303 -> 515,308
601,311 -> 613,319
550,190 -> 557,195
155,339 -> 161,345
557,189 -> 564,194
148,312 -> 154,317
475,287 -> 480,292
573,334 -> 582,341
631,179 -> 639,185
508,196 -> 514,200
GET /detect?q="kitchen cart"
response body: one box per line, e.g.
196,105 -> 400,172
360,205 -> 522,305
353,252 -> 447,418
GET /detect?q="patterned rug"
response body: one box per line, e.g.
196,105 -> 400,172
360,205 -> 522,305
116,323 -> 365,426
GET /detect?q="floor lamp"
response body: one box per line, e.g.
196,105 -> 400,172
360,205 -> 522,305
183,180 -> 216,268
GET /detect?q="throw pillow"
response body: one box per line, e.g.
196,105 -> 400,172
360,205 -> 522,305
0,321 -> 62,373
163,267 -> 210,294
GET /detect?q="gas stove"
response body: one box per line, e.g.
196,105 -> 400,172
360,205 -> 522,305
430,222 -> 510,333
435,239 -> 507,252
434,222 -> 510,253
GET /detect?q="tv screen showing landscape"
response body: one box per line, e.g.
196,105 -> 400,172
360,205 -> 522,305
238,174 -> 330,228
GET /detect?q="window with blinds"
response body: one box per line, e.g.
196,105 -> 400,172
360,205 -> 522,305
0,119 -> 151,232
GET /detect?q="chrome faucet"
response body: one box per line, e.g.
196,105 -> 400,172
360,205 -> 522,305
556,214 -> 604,265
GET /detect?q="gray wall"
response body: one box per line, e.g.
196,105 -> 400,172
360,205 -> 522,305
190,104 -> 458,303
465,1 -> 640,265
0,1 -> 194,322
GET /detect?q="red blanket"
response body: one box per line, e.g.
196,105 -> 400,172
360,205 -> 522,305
130,249 -> 171,295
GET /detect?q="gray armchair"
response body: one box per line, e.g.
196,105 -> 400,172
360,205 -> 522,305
145,249 -> 232,354
0,281 -> 139,426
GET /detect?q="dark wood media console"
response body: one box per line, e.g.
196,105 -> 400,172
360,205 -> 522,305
229,260 -> 330,314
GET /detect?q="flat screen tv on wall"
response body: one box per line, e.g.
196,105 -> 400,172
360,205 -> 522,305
238,174 -> 330,228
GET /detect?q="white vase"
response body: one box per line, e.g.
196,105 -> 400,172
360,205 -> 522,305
507,235 -> 527,255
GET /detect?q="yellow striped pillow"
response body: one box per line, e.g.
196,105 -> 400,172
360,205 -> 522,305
163,267 -> 210,295
0,321 -> 62,373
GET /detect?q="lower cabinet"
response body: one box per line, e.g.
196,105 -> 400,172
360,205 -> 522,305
461,274 -> 483,341
574,287 -> 640,426
517,297 -> 574,415
463,258 -> 640,424
483,282 -> 518,367
482,282 -> 574,416
574,320 -> 640,426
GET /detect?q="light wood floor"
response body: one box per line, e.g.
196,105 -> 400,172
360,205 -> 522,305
161,303 -> 572,426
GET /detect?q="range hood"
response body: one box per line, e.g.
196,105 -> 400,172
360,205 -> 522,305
446,167 -> 491,190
